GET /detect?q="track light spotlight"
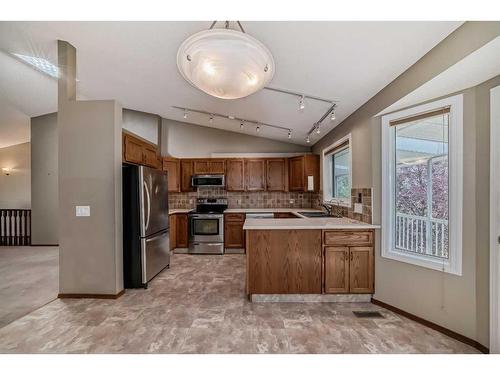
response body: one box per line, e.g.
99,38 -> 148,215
299,95 -> 305,111
288,130 -> 292,139
306,136 -> 310,143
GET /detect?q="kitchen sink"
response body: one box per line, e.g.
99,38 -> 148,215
297,211 -> 330,218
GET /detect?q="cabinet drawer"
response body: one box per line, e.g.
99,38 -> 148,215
225,213 -> 245,222
323,230 -> 373,246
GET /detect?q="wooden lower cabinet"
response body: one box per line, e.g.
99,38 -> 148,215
324,247 -> 349,293
246,229 -> 322,294
273,212 -> 298,218
224,221 -> 245,248
349,247 -> 374,293
323,230 -> 374,294
169,215 -> 176,250
175,213 -> 189,248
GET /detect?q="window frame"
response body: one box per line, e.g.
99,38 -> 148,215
381,95 -> 463,275
322,133 -> 352,207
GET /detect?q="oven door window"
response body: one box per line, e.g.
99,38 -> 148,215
192,219 -> 220,235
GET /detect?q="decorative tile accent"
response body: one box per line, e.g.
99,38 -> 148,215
169,188 -> 314,210
312,188 -> 373,224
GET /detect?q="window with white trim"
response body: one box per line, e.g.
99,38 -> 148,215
323,134 -> 352,206
381,95 -> 463,275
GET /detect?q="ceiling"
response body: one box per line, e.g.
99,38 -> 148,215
379,35 -> 500,115
0,21 -> 462,148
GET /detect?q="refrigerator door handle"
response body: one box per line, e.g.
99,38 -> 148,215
143,180 -> 151,231
145,230 -> 168,243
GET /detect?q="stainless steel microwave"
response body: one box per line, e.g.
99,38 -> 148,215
191,174 -> 225,187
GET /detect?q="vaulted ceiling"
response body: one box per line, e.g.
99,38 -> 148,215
0,21 -> 462,148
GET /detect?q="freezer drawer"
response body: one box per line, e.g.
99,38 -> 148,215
141,230 -> 170,283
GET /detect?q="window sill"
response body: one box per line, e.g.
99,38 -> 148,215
381,248 -> 461,276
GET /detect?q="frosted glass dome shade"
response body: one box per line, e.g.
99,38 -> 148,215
177,29 -> 275,99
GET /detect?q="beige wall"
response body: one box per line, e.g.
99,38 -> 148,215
58,40 -> 123,296
312,22 -> 500,347
123,109 -> 160,146
0,142 -> 30,209
474,75 -> 500,345
31,112 -> 58,245
162,118 -> 310,158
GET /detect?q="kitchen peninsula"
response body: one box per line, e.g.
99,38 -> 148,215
244,217 -> 380,301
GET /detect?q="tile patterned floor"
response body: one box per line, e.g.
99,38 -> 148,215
0,246 -> 58,328
0,253 -> 479,353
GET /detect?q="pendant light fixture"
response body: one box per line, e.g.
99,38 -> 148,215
177,21 -> 275,99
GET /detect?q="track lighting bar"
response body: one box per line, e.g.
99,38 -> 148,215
306,103 -> 337,139
263,86 -> 338,105
173,106 -> 292,138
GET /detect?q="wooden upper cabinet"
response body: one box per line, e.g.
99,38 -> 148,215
163,157 -> 180,192
193,160 -> 210,174
123,132 -> 160,168
193,159 -> 225,175
324,247 -> 349,293
226,159 -> 245,191
245,159 -> 266,191
143,144 -> 159,168
349,247 -> 374,293
266,158 -> 287,191
180,159 -> 194,192
209,160 -> 225,174
123,133 -> 145,165
289,154 -> 319,192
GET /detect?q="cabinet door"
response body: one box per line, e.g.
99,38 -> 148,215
303,154 -> 320,192
169,215 -> 176,250
245,159 -> 266,191
224,221 -> 245,248
176,214 -> 189,248
226,159 -> 245,191
180,160 -> 194,192
289,156 -> 305,191
266,158 -> 287,191
349,247 -> 374,293
324,247 -> 349,293
193,160 -> 210,174
163,158 -> 180,192
143,144 -> 158,167
209,160 -> 225,174
123,134 -> 144,164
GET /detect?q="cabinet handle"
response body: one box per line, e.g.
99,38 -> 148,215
345,252 -> 349,261
350,252 -> 353,261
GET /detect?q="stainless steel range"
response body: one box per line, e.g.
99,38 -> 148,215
188,197 -> 228,254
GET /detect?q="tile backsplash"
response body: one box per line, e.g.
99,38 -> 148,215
169,188 -> 314,209
312,188 -> 373,224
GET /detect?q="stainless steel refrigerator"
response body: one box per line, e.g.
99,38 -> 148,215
123,164 -> 170,288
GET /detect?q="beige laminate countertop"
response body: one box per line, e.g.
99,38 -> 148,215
243,217 -> 380,230
224,208 -> 322,214
168,209 -> 192,215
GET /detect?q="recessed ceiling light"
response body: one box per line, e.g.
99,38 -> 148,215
12,53 -> 59,78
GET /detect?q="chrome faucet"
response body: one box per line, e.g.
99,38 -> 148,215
320,203 -> 333,216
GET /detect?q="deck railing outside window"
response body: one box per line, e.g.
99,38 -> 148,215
395,212 -> 448,259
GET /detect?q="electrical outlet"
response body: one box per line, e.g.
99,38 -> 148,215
75,205 -> 90,217
289,199 -> 295,204
354,203 -> 363,214
237,199 -> 241,205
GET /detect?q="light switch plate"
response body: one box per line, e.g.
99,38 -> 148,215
354,203 -> 363,214
76,205 -> 90,217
